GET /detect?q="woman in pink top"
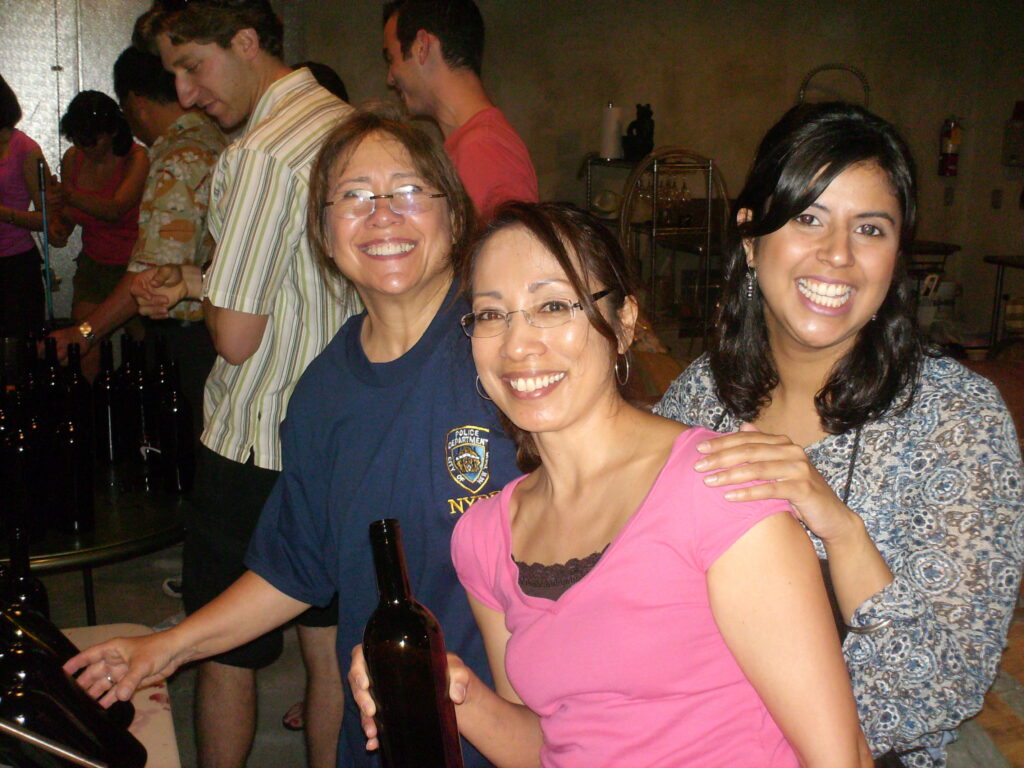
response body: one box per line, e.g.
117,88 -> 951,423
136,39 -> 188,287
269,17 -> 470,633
351,202 -> 872,767
52,90 -> 147,372
0,74 -> 56,337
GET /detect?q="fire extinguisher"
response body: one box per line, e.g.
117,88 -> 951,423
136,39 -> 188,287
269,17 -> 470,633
939,116 -> 962,176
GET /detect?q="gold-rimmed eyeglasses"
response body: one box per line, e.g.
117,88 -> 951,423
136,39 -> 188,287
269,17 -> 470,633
460,289 -> 613,338
324,188 -> 447,219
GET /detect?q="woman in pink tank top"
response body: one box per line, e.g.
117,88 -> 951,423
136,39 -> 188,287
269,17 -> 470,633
0,75 -> 56,337
52,90 -> 147,372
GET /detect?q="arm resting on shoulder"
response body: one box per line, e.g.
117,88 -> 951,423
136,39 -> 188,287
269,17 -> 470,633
709,511 -> 872,768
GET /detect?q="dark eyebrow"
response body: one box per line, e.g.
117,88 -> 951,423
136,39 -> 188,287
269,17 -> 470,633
808,202 -> 897,226
855,211 -> 897,225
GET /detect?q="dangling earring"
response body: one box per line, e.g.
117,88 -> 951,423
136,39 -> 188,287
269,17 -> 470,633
615,354 -> 631,386
871,313 -> 878,322
744,268 -> 757,300
475,375 -> 492,400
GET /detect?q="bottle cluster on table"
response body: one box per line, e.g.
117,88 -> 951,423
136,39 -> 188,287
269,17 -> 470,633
0,564 -> 145,767
0,333 -> 196,533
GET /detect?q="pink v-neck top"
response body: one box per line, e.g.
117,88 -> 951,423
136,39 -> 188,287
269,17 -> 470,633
452,427 -> 799,768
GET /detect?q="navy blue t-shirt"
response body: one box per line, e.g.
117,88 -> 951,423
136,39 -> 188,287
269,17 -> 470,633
246,285 -> 519,767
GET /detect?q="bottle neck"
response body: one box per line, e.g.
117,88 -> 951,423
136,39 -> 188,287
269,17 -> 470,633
8,521 -> 31,578
370,519 -> 412,604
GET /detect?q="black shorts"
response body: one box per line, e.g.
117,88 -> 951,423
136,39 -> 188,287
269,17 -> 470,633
182,445 -> 286,668
296,593 -> 338,628
183,445 -> 338,666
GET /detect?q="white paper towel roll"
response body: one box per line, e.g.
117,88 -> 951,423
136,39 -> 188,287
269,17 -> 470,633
600,102 -> 622,159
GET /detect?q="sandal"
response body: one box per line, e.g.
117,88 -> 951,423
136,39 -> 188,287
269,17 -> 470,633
282,700 -> 304,731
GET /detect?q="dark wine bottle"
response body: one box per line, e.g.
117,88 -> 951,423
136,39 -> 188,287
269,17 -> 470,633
93,339 -> 120,472
0,566 -> 136,732
0,639 -> 147,768
158,361 -> 195,494
125,341 -> 159,486
38,339 -> 68,431
5,497 -> 48,621
363,519 -> 464,768
51,412 -> 95,535
64,343 -> 92,450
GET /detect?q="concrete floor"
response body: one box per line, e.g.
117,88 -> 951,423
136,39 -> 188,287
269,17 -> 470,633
44,543 -> 308,768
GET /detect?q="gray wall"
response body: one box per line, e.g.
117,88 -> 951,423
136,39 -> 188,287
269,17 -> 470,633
302,0 -> 1024,340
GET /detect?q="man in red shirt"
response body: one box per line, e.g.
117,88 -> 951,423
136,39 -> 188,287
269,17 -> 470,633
382,0 -> 538,220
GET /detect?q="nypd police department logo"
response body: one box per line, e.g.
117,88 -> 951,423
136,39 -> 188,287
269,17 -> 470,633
446,426 -> 491,495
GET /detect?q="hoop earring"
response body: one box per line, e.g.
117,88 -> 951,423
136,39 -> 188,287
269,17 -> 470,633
615,354 -> 631,386
744,268 -> 757,300
475,375 -> 492,400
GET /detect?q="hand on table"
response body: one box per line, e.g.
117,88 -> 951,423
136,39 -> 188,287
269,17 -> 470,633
63,631 -> 188,709
349,644 -> 475,751
694,423 -> 858,544
130,265 -> 188,319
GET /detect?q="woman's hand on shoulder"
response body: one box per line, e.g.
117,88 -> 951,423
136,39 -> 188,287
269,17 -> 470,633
693,424 -> 857,544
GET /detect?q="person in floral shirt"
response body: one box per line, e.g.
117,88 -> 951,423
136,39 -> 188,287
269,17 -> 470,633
51,46 -> 224,426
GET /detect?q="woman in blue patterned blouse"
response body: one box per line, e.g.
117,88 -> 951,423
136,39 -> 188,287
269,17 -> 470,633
655,102 -> 1024,768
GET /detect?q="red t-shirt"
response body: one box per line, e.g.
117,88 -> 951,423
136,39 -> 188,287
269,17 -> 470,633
444,107 -> 537,221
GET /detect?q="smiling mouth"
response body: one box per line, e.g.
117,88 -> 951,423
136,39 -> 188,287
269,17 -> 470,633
363,242 -> 414,257
508,372 -> 565,393
797,277 -> 852,308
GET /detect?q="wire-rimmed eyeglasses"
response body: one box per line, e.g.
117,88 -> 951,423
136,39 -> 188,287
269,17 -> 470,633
460,289 -> 613,338
324,188 -> 447,219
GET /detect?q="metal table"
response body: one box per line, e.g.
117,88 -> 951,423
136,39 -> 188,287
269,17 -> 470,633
1,481 -> 187,626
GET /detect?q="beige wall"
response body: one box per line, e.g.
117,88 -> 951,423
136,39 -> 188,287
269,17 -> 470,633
303,1 -> 1024,338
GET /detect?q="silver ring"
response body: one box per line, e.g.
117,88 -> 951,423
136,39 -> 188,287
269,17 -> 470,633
106,674 -> 115,685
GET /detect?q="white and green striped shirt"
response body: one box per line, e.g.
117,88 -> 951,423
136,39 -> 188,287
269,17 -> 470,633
201,68 -> 358,470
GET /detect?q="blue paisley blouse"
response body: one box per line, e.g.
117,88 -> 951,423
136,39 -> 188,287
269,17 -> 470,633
654,354 -> 1024,768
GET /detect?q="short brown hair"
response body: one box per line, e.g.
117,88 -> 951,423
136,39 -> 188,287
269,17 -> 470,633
134,0 -> 283,59
307,102 -> 475,292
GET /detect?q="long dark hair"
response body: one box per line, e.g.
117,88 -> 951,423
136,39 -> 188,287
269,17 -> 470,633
464,202 -> 639,472
0,74 -> 22,129
59,91 -> 134,156
711,101 -> 925,433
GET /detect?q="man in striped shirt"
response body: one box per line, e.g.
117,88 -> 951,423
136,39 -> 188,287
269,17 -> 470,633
129,2 -> 356,767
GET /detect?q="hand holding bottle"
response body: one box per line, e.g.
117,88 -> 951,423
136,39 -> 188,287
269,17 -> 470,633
349,644 -> 478,752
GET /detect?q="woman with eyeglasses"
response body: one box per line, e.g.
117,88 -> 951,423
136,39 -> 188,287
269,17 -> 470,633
65,106 -> 519,768
53,90 -> 147,372
344,201 -> 872,768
